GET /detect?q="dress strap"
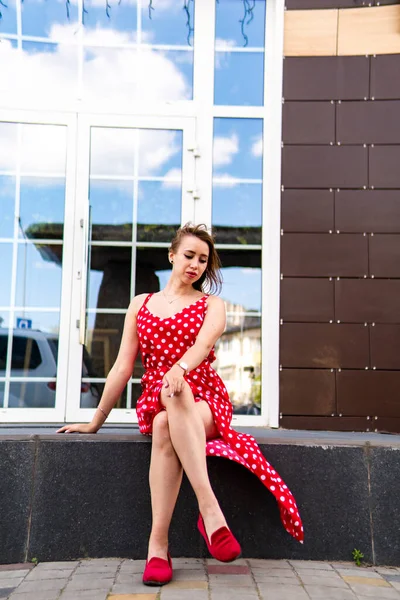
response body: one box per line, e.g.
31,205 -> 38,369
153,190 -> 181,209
143,293 -> 153,306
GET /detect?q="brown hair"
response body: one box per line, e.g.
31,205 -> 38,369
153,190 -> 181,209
169,223 -> 223,295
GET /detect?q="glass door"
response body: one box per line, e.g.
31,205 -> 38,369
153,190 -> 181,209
0,110 -> 77,423
66,115 -> 196,423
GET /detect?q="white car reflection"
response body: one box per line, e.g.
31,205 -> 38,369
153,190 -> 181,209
0,329 -> 99,409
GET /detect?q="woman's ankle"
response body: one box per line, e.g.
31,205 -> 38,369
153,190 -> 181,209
147,533 -> 169,560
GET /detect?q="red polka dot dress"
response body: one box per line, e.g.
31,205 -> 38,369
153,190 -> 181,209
136,293 -> 304,543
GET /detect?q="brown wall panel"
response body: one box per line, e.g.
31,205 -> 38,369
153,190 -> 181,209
370,324 -> 400,369
369,146 -> 400,188
337,101 -> 400,144
281,233 -> 368,276
370,55 -> 400,99
281,189 -> 334,232
285,0 -> 399,7
335,190 -> 400,233
283,57 -> 370,100
335,280 -> 400,323
280,278 -> 334,321
369,235 -> 400,277
280,369 -> 335,415
280,323 -> 369,368
337,371 -> 400,417
282,146 -> 368,188
282,102 -> 335,144
280,416 -> 400,433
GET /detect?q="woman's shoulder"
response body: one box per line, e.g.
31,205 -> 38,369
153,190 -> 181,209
128,293 -> 151,316
205,294 -> 225,309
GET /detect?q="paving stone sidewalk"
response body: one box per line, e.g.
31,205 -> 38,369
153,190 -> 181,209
1,558 -> 400,600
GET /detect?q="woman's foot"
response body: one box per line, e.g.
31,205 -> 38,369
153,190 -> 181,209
143,553 -> 173,586
198,513 -> 242,563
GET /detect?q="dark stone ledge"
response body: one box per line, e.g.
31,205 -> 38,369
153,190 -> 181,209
0,428 -> 399,565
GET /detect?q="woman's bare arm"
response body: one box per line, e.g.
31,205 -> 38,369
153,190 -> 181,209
57,294 -> 147,433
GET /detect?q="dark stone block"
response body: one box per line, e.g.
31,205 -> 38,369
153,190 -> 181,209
205,445 -> 373,563
369,447 -> 400,566
28,437 -> 153,561
0,440 -> 36,564
0,589 -> 17,598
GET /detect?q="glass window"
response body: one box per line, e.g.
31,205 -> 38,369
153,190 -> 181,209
141,1 -> 195,46
215,314 -> 261,415
215,0 -> 265,106
19,178 -> 66,240
0,176 -> 15,239
215,0 -> 266,48
20,42 -> 78,99
9,336 -> 42,370
218,250 -> 262,313
82,0 -> 138,39
0,123 -> 18,172
90,180 -> 134,242
137,181 -> 181,243
15,243 -> 63,308
20,124 -> 67,175
21,1 -> 79,39
135,246 -> 170,296
0,0 -> 17,35
0,243 -> 13,306
138,129 -> 183,177
90,127 -> 136,177
0,40 -> 19,94
88,247 -> 132,310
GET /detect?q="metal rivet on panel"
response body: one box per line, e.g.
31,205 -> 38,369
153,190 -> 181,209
374,428 -> 378,432
330,142 -> 334,146
372,322 -> 375,326
364,322 -> 368,326
371,97 -> 375,101
371,275 -> 375,279
336,276 -> 340,280
366,428 -> 370,432
331,413 -> 335,417
363,144 -> 367,148
281,142 -> 284,148
373,366 -> 376,370
329,277 -> 333,281
329,230 -> 333,234
364,275 -> 367,278
339,413 -> 342,417
365,366 -> 369,370
337,320 -> 341,324
367,416 -> 370,420
279,365 -> 282,370
336,230 -> 340,234
371,186 -> 375,190
331,369 -> 334,373
280,319 -> 283,325
280,274 -> 283,279
363,186 -> 367,190
331,100 -> 334,104
371,232 -> 374,236
338,100 -> 341,104
329,188 -> 333,192
282,98 -> 285,104
371,143 -> 374,148
363,232 -> 367,236
281,229 -> 284,236
281,185 -> 284,191
374,416 -> 378,420
329,320 -> 333,323
337,142 -> 341,146
338,368 -> 341,372
364,97 -> 367,101
337,188 -> 340,192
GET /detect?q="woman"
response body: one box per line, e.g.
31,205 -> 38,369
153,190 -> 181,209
57,223 -> 303,586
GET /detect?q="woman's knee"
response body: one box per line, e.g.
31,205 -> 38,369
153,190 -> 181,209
152,411 -> 173,451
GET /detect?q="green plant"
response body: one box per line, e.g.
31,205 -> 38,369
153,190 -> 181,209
31,557 -> 38,566
352,548 -> 364,567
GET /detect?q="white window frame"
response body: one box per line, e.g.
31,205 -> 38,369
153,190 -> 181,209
0,109 -> 77,423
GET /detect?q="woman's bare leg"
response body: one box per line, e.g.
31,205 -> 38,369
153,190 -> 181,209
161,384 -> 228,541
147,411 -> 183,561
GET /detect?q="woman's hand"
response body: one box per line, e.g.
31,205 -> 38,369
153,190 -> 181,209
163,365 -> 186,397
56,423 -> 97,434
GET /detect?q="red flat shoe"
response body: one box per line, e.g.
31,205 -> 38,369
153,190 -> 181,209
197,514 -> 241,562
142,552 -> 173,586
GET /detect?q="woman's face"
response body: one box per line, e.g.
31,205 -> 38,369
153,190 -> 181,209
169,235 -> 209,285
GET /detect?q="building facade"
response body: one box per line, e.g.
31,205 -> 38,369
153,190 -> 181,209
0,0 -> 399,432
